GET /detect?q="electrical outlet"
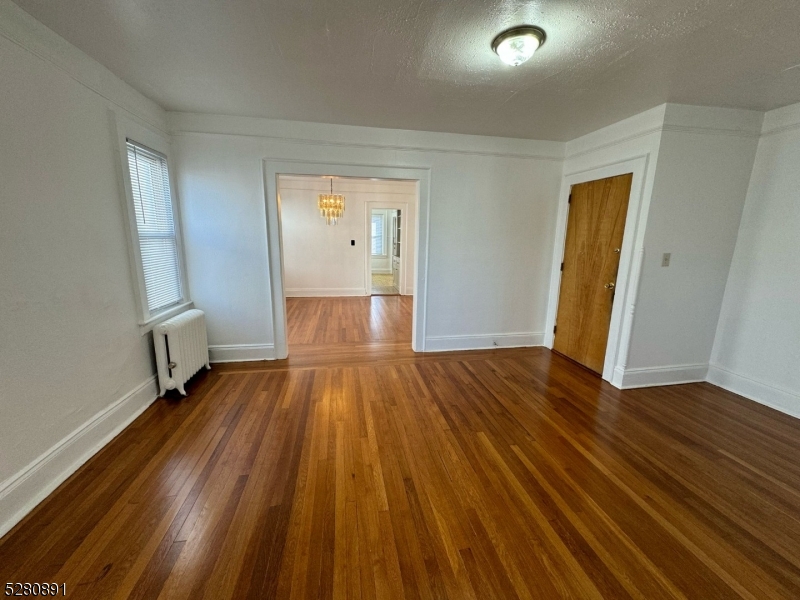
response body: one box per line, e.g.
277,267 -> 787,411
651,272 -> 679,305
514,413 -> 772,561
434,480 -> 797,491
662,252 -> 671,267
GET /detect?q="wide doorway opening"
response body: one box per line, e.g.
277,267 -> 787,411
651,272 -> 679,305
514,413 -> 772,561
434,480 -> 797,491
277,174 -> 418,355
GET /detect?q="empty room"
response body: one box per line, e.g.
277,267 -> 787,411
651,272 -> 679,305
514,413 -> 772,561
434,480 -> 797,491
1,0 -> 799,598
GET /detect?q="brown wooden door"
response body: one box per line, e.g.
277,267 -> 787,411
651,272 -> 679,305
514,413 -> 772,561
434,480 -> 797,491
553,173 -> 633,373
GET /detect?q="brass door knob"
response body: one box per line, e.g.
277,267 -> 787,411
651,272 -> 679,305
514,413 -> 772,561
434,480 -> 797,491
604,282 -> 616,290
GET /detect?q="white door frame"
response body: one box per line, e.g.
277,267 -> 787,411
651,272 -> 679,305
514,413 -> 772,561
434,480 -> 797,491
263,159 -> 431,358
365,201 -> 410,295
543,156 -> 651,385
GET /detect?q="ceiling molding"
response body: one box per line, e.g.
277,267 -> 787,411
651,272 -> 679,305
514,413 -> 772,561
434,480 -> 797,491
660,124 -> 761,138
172,128 -> 565,161
0,0 -> 167,134
567,106 -> 764,160
760,102 -> 800,137
566,127 -> 663,160
760,121 -> 800,138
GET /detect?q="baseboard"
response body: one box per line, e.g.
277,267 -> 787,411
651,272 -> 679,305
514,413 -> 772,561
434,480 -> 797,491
208,344 -> 276,363
707,364 -> 800,419
617,363 -> 709,389
424,332 -> 544,353
371,269 -> 392,275
285,288 -> 367,297
0,375 -> 159,539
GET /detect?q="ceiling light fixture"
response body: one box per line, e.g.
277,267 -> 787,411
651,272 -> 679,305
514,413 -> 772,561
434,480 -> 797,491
318,177 -> 345,225
491,25 -> 546,66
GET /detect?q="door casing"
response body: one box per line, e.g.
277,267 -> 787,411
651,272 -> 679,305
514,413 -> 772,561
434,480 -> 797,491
544,156 -> 651,385
552,174 -> 633,373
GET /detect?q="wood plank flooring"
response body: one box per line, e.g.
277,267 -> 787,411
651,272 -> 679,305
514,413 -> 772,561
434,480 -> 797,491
286,296 -> 411,345
2,297 -> 800,598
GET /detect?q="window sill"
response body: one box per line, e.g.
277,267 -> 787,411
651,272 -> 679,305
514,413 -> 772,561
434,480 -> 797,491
139,301 -> 195,335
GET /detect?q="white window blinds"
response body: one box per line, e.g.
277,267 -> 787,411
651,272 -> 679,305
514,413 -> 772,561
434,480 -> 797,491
371,214 -> 384,255
126,141 -> 183,313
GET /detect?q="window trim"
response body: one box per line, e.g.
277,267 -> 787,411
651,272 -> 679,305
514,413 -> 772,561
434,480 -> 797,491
371,211 -> 388,257
113,113 -> 192,334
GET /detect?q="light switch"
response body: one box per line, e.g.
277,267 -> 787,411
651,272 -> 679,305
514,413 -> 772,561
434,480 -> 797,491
662,253 -> 671,267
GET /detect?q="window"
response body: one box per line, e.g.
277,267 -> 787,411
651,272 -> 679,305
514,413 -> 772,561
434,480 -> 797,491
371,213 -> 385,256
126,140 -> 183,315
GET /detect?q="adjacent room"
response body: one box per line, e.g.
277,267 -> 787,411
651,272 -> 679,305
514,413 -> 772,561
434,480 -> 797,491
2,0 -> 799,597
280,174 -> 416,350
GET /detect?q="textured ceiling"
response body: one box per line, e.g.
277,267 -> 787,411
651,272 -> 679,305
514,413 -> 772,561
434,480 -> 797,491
12,0 -> 800,140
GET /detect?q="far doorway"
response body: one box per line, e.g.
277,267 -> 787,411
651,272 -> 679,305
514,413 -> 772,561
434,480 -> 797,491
553,173 -> 633,373
370,208 -> 402,295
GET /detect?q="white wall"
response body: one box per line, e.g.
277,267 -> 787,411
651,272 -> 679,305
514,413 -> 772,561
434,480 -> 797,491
171,112 -> 564,355
0,0 -> 166,536
709,102 -> 800,417
280,178 -> 415,296
559,106 -> 666,383
624,106 -> 762,385
559,104 -> 763,388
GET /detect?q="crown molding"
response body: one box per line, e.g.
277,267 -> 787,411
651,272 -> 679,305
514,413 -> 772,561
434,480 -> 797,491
760,102 -> 800,138
660,124 -> 760,138
0,0 -> 167,134
566,104 -> 764,160
168,112 -> 565,161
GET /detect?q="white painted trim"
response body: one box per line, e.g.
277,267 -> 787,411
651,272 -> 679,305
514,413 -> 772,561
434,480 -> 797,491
113,112 -> 193,331
544,156 -> 652,385
168,113 -> 565,161
365,201 -> 411,297
660,124 -> 760,138
0,0 -> 166,134
208,344 -> 276,363
424,333 -> 544,353
566,104 -> 763,160
756,101 -> 800,137
265,160 -> 430,357
279,177 -> 418,194
616,364 -> 709,389
0,376 -> 159,538
707,365 -> 800,420
138,301 -> 195,334
285,288 -> 367,297
565,106 -> 667,159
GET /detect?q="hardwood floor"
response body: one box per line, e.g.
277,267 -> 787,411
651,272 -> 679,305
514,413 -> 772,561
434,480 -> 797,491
286,296 -> 411,345
3,298 -> 800,598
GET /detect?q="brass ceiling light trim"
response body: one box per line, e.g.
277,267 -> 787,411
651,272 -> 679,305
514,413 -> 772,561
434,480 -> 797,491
491,25 -> 546,66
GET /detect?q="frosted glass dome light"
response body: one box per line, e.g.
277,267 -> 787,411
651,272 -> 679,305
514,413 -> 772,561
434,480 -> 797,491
492,26 -> 546,66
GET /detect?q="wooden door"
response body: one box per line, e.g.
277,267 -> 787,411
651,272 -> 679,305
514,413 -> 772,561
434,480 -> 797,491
553,173 -> 633,373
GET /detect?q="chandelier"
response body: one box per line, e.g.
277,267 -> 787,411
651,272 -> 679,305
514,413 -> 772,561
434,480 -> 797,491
318,177 -> 345,225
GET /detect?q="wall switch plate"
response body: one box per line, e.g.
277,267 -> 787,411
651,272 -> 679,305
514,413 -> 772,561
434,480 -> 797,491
662,252 -> 671,267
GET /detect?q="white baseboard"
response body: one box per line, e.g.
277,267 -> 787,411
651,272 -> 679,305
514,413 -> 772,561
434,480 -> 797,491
370,269 -> 392,275
707,364 -> 800,419
209,344 -> 276,363
424,332 -> 544,353
286,288 -> 367,297
0,376 -> 159,539
617,363 -> 708,389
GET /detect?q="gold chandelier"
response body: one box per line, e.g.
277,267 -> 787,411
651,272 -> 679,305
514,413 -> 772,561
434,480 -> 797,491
318,177 -> 345,225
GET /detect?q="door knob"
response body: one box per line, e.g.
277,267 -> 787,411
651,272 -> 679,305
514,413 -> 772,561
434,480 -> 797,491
604,282 -> 616,290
